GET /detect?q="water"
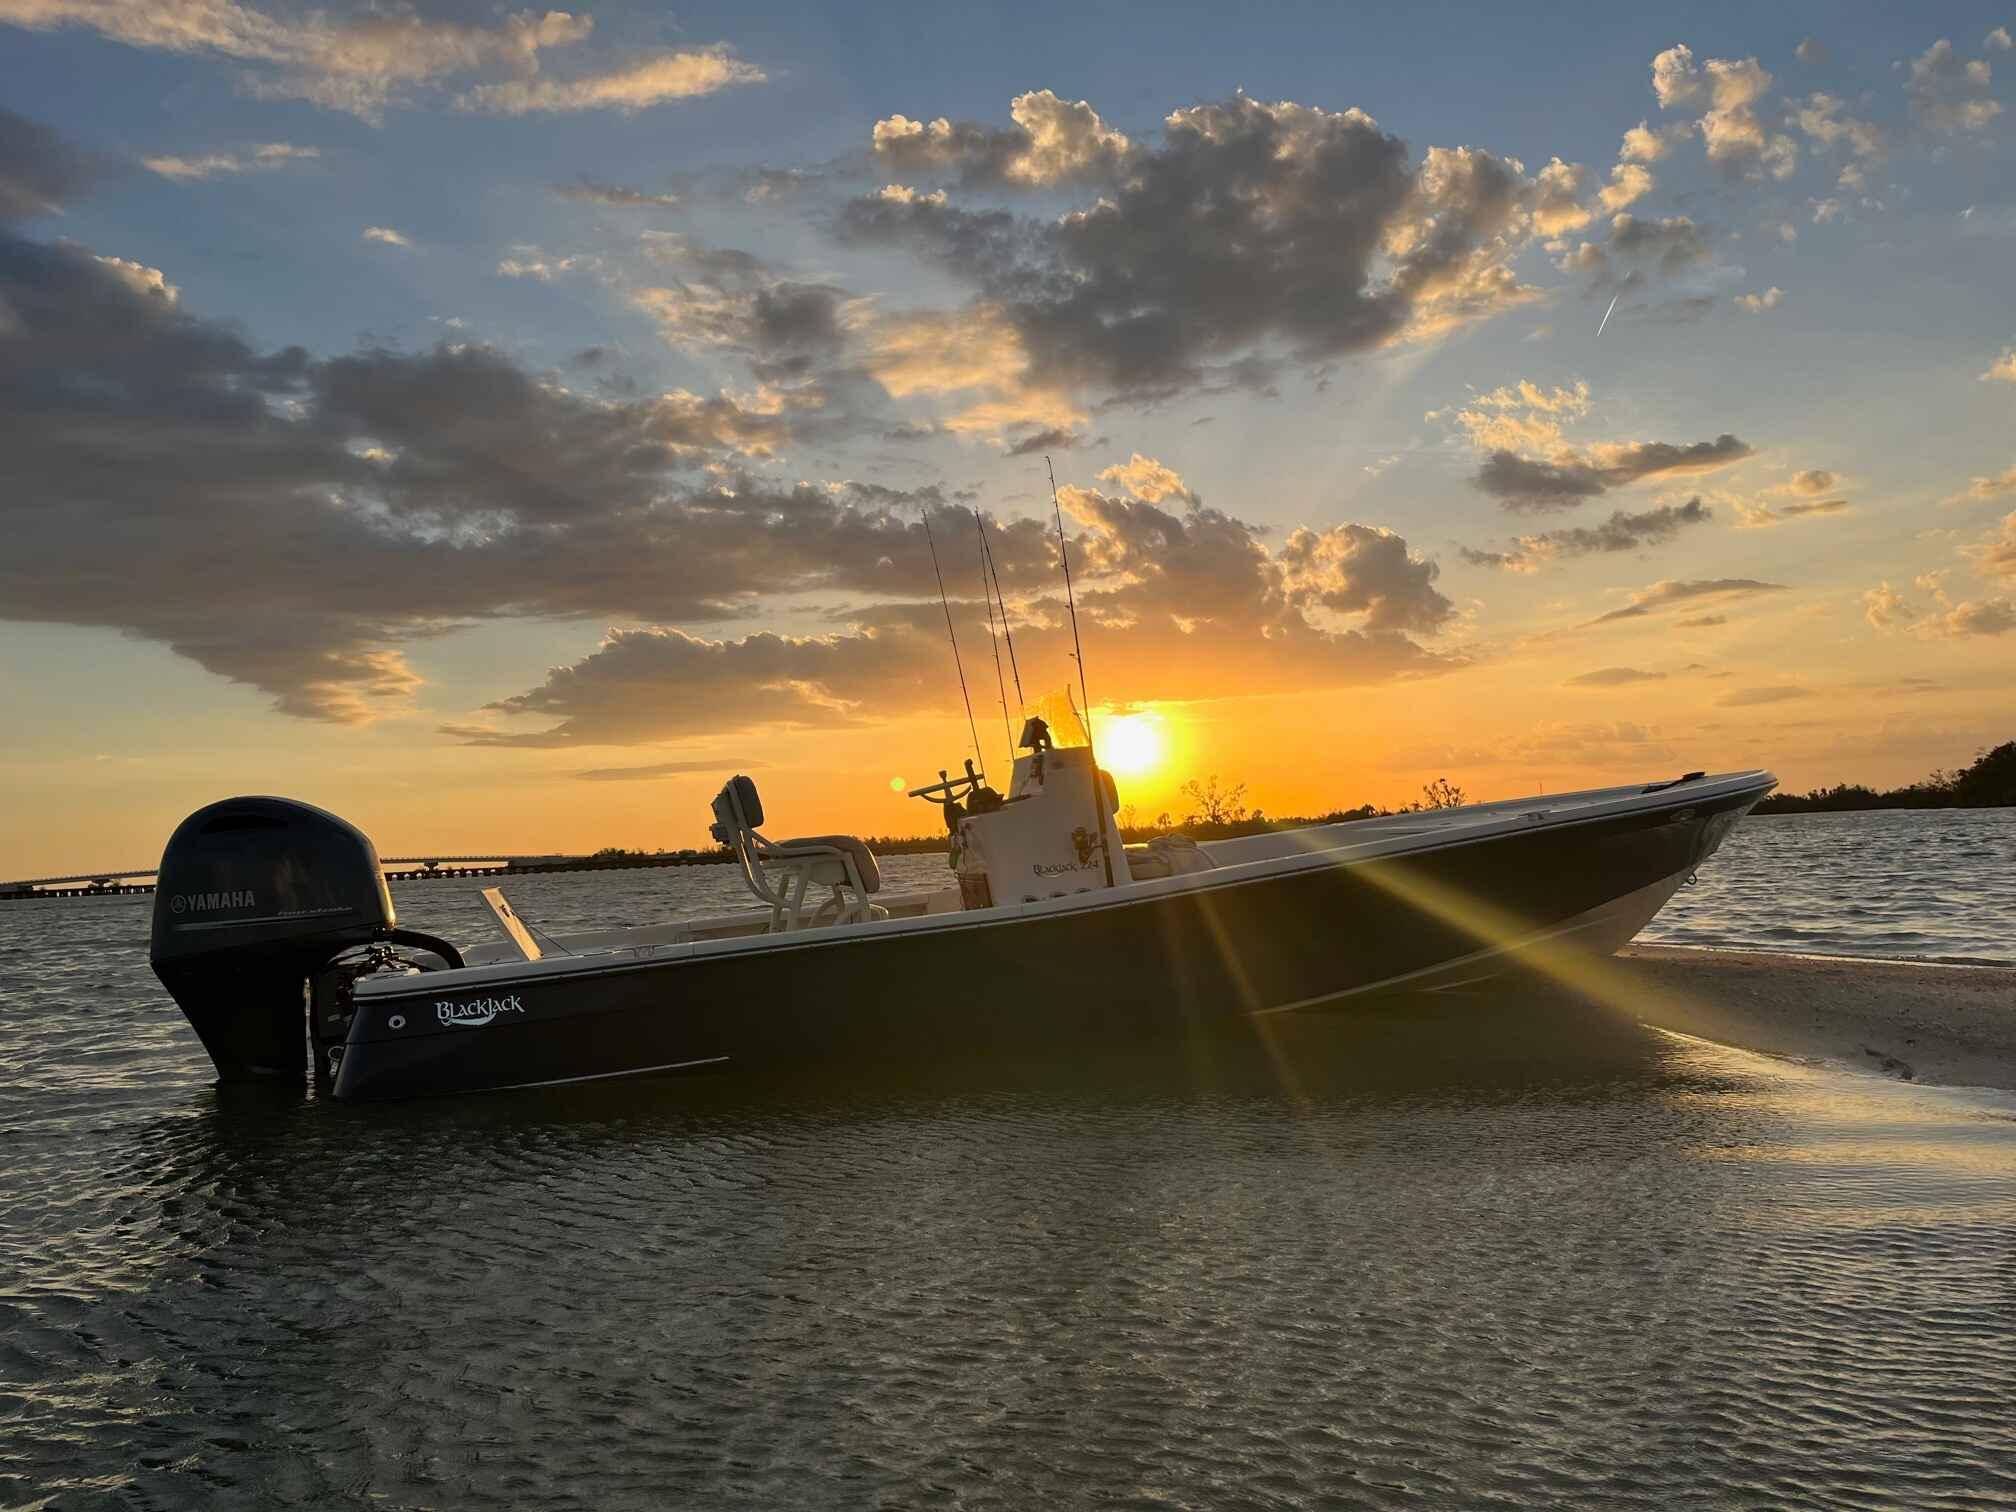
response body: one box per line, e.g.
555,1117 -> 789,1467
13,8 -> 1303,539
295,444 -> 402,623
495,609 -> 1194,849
3,812 -> 2014,1509
1640,810 -> 2016,966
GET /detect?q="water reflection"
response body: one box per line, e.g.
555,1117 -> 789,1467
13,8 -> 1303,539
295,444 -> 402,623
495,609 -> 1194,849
7,975 -> 2014,1509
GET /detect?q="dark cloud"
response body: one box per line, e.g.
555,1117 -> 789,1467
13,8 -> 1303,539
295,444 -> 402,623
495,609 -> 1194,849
1472,452 -> 1608,511
1461,498 -> 1712,569
0,226 -> 1069,722
844,97 -> 1544,407
551,179 -> 681,209
1608,212 -> 1710,270
1565,667 -> 1667,686
462,484 -> 1462,747
1473,438 -> 1752,512
0,107 -> 107,222
1777,497 -> 1849,518
1002,426 -> 1084,457
1583,578 -> 1788,627
1675,614 -> 1726,628
1562,213 -> 1714,294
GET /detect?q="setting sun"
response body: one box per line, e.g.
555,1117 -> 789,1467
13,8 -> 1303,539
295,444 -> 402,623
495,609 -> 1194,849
1098,713 -> 1166,778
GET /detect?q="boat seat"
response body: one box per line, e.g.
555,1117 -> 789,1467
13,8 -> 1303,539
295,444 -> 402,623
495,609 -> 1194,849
709,775 -> 884,932
1124,835 -> 1217,880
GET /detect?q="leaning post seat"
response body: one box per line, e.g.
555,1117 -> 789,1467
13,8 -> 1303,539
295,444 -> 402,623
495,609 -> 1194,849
709,775 -> 884,932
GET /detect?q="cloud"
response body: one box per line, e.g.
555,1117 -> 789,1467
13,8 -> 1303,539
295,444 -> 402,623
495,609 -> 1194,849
1608,211 -> 1710,270
1597,162 -> 1654,213
1528,158 -> 1594,235
843,94 -> 1555,408
1097,453 -> 1195,506
141,142 -> 318,182
0,0 -> 597,121
1991,27 -> 2014,51
0,106 -> 106,221
871,90 -> 1135,189
552,179 -> 681,209
1648,45 -> 1797,180
1737,492 -> 1850,528
1795,38 -> 1826,65
3,207 -> 1462,737
1907,39 -> 2003,132
1699,57 -> 1797,179
1717,684 -> 1810,706
1734,286 -> 1784,313
1793,93 -> 1885,160
1439,380 -> 1753,515
1583,578 -> 1788,627
1565,667 -> 1667,686
1001,426 -> 1084,457
458,46 -> 764,114
361,225 -> 411,247
572,758 -> 760,781
1619,120 -> 1687,163
0,223 -> 1090,723
496,245 -> 599,281
1955,463 -> 2016,501
1862,582 -> 1914,629
1675,614 -> 1725,627
1864,579 -> 2015,638
1982,347 -> 2016,383
462,498 -> 1462,746
1965,510 -> 2016,581
1473,435 -> 1753,512
1461,498 -> 1712,569
1652,45 -> 1705,109
1735,469 -> 1852,526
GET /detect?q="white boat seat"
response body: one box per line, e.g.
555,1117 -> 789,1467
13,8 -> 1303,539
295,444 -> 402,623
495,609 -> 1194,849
764,835 -> 882,893
709,776 -> 883,932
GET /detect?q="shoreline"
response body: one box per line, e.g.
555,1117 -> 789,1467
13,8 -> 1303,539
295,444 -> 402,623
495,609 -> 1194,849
1611,945 -> 2016,1094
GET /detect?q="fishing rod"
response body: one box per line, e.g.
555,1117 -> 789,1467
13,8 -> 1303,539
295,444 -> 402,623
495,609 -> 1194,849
973,508 -> 1015,771
1046,456 -> 1114,887
977,510 -> 1024,708
921,502 -> 985,782
1046,456 -> 1094,746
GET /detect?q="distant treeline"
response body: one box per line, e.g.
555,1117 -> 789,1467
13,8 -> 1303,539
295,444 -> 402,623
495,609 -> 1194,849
1753,740 -> 2015,814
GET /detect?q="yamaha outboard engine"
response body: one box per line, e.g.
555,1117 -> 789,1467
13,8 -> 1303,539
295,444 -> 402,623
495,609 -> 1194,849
150,796 -> 454,1083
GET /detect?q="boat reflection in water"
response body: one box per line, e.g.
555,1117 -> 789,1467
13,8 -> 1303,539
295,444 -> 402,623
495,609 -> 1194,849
145,697 -> 1774,1102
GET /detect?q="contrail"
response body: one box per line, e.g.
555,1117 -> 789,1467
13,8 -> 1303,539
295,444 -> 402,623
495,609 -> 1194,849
1596,293 -> 1620,337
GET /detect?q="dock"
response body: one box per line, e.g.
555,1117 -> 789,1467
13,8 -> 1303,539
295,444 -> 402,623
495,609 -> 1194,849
0,850 -> 736,902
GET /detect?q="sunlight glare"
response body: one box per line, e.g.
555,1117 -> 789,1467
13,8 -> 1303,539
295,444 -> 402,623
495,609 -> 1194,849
1100,713 -> 1166,778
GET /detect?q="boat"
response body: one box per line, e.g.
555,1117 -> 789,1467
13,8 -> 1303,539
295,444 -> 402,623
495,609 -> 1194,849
148,712 -> 1776,1101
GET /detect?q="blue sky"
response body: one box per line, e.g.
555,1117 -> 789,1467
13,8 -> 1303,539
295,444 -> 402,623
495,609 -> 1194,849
2,1 -> 2014,870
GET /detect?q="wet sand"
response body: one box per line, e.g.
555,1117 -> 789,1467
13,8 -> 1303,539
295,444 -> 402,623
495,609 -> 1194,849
1613,945 -> 2016,1093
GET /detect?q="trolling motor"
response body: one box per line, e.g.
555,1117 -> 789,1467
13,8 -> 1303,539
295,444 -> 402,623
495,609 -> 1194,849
149,796 -> 461,1083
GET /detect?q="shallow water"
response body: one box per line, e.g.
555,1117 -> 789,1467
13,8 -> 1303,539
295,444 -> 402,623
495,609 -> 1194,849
1639,809 -> 2016,966
2,812 -> 2014,1509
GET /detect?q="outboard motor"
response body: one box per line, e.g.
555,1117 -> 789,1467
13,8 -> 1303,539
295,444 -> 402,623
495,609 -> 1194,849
150,796 -> 457,1083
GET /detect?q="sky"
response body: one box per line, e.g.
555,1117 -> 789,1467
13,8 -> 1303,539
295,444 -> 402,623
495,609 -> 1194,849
3,0 -> 2015,876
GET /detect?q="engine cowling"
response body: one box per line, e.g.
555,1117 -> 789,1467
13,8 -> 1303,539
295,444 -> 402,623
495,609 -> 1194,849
150,796 -> 398,1082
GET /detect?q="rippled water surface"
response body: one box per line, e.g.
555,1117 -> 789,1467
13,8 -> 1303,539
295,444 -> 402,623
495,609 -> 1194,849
3,813 -> 2014,1509
1641,809 -> 2016,965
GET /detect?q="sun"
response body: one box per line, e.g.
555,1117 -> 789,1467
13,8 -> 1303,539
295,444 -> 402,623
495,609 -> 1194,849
1098,713 -> 1166,778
